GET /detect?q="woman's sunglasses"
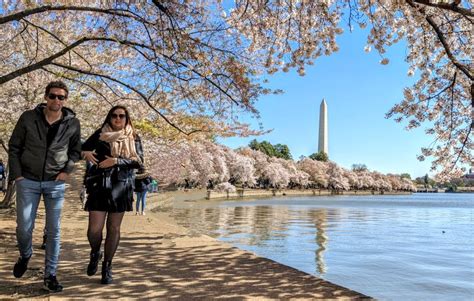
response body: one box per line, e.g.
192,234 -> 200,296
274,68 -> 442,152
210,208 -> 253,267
47,93 -> 67,101
111,113 -> 126,119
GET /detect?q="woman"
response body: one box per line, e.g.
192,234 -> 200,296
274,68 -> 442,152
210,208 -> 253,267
81,105 -> 143,284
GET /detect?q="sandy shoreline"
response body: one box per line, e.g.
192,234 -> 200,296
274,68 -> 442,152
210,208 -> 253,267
0,188 -> 371,300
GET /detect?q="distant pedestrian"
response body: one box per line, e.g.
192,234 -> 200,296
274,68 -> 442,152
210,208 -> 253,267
0,159 -> 5,193
151,178 -> 158,193
135,169 -> 151,215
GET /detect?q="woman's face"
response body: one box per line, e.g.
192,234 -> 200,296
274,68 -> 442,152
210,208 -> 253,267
110,108 -> 127,131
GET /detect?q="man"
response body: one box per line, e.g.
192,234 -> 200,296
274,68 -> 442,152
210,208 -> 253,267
8,81 -> 81,292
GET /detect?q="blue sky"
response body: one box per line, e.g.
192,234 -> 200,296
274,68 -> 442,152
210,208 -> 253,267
218,28 -> 435,179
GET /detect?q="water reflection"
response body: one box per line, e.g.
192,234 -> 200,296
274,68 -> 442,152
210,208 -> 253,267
172,205 -> 335,277
308,210 -> 328,275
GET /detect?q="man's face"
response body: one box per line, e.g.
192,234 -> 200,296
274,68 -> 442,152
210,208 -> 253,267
45,87 -> 67,112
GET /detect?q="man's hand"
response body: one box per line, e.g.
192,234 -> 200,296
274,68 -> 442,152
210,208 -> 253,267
99,156 -> 117,169
82,151 -> 98,165
56,172 -> 68,181
15,176 -> 24,182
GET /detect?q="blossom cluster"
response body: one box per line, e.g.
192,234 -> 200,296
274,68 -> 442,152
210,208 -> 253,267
146,139 -> 416,192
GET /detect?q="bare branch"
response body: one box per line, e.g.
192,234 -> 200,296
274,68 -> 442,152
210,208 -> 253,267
0,36 -> 92,85
0,5 -> 150,25
0,138 -> 8,153
412,0 -> 474,18
41,66 -> 113,106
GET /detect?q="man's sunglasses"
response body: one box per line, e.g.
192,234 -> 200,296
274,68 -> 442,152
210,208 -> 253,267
47,93 -> 67,101
111,113 -> 126,119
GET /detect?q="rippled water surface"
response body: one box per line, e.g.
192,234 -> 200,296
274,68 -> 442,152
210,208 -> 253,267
170,193 -> 474,300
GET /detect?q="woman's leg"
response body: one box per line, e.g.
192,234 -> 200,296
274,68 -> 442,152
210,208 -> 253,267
87,211 -> 106,276
87,211 -> 107,253
100,212 -> 125,284
104,212 -> 125,262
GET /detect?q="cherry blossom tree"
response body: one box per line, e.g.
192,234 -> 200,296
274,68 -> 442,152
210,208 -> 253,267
364,1 -> 473,179
262,160 -> 291,188
401,177 -> 417,191
344,169 -> 362,190
215,182 -> 236,193
297,158 -> 329,188
275,157 -> 310,188
145,138 -> 419,192
354,170 -> 375,190
372,171 -> 397,191
238,147 -> 270,186
0,0 -> 471,180
203,142 -> 231,186
327,162 -> 350,191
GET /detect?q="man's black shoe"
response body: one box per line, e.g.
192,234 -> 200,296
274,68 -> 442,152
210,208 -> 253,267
13,256 -> 30,278
40,234 -> 47,250
87,251 -> 102,276
43,275 -> 63,293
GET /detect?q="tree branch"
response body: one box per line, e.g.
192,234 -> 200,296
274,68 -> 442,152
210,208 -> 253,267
0,5 -> 149,25
41,66 -> 113,106
51,62 -> 202,136
0,37 -> 93,85
0,138 -> 8,153
407,0 -> 473,81
22,19 -> 93,70
412,0 -> 474,18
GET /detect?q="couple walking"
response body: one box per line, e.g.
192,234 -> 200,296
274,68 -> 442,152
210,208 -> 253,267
9,81 -> 145,292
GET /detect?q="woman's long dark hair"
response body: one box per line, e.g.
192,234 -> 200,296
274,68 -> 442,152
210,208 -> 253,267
101,105 -> 135,133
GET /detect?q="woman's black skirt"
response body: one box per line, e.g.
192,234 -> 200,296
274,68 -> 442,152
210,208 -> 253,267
84,169 -> 134,213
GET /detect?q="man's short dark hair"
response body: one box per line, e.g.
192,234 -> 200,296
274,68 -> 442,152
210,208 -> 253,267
45,81 -> 69,98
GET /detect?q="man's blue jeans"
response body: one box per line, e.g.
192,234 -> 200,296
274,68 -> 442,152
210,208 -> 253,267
16,178 -> 65,277
136,191 -> 147,212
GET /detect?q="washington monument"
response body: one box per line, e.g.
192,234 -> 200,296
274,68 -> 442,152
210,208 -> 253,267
318,99 -> 328,155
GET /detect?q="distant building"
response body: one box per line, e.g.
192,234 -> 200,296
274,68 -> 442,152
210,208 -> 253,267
318,99 -> 328,155
462,167 -> 474,179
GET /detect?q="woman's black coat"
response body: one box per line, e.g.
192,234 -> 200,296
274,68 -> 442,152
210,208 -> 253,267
82,129 -> 144,212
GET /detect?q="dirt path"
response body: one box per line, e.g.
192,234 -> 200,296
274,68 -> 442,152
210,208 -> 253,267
0,188 -> 371,300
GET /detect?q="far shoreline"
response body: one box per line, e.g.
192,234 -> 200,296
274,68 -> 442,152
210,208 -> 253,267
206,188 -> 411,201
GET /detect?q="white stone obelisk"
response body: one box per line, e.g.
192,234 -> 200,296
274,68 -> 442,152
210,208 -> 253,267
318,99 -> 328,155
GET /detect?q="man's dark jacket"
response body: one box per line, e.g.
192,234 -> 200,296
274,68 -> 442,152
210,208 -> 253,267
8,103 -> 81,181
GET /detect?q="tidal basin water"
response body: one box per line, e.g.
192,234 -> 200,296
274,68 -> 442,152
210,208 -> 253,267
170,193 -> 474,300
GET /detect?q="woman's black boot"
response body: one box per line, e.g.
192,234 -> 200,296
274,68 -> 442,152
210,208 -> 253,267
101,260 -> 113,284
87,251 -> 102,276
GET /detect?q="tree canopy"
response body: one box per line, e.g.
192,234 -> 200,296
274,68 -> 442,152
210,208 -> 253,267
249,139 -> 293,160
352,163 -> 368,172
309,151 -> 329,162
0,0 -> 472,179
